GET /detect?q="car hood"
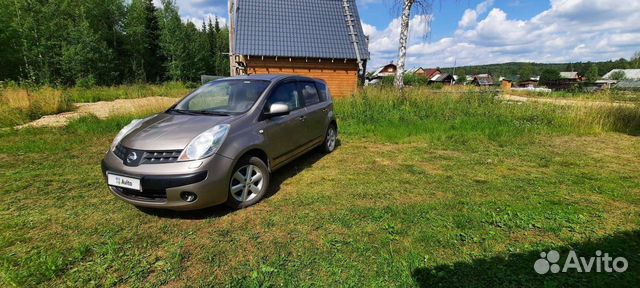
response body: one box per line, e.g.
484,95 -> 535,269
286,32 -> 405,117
120,113 -> 233,151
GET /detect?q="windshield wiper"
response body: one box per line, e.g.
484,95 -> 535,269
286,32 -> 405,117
168,109 -> 199,115
192,110 -> 231,116
168,109 -> 230,116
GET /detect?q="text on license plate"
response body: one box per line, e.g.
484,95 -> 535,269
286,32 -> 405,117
107,173 -> 141,191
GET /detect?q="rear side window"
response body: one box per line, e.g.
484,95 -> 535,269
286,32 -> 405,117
265,82 -> 302,111
315,82 -> 329,102
299,82 -> 320,106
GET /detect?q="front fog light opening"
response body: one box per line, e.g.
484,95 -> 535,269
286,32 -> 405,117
180,192 -> 198,202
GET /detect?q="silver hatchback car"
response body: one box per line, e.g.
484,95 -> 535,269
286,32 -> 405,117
101,75 -> 337,210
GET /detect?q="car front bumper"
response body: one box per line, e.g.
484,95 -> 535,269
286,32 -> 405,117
101,150 -> 235,211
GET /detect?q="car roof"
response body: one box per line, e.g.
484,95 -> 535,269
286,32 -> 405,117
221,74 -> 319,83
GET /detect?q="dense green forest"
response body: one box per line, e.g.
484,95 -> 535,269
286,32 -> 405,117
441,56 -> 640,81
0,0 -> 230,87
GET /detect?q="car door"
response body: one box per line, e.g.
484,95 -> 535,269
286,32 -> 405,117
260,81 -> 307,164
298,81 -> 330,143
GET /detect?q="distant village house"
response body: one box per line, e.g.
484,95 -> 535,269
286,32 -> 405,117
471,74 -> 494,86
603,69 -> 640,91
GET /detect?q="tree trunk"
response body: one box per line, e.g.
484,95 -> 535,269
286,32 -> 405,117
394,0 -> 414,90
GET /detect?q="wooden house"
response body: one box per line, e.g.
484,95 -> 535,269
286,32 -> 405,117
370,63 -> 397,78
412,67 -> 427,77
471,74 -> 495,86
429,73 -> 454,85
518,79 -> 539,88
559,72 -> 587,82
228,0 -> 370,98
501,79 -> 512,90
412,67 -> 442,79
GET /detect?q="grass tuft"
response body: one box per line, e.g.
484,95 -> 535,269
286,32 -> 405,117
0,87 -> 73,127
66,82 -> 190,103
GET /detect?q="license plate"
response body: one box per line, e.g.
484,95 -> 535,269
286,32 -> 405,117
107,173 -> 141,191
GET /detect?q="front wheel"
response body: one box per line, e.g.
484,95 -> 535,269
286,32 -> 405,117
226,156 -> 269,209
321,124 -> 337,153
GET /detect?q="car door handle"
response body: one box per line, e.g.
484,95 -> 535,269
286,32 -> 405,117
322,108 -> 328,112
298,115 -> 306,121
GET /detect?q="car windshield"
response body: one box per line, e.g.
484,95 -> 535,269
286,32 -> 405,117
172,80 -> 270,114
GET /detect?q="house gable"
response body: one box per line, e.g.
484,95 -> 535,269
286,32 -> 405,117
230,0 -> 369,60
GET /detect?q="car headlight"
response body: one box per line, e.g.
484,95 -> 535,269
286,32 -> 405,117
178,124 -> 230,161
111,119 -> 145,151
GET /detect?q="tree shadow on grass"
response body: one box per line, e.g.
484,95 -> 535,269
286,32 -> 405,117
138,140 -> 341,220
412,230 -> 640,287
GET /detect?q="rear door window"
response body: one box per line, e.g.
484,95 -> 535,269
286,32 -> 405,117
299,82 -> 320,106
314,82 -> 329,102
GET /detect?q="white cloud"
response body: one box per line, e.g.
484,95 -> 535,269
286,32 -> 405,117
153,0 -> 228,27
368,0 -> 640,70
476,0 -> 494,14
458,10 -> 477,29
458,0 -> 494,28
361,22 -> 378,38
363,14 -> 432,54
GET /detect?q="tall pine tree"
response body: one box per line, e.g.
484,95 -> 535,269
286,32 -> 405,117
125,0 -> 164,83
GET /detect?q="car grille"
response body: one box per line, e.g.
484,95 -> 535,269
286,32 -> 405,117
141,151 -> 182,164
114,144 -> 182,165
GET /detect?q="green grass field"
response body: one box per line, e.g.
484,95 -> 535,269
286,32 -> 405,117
1,88 -> 639,286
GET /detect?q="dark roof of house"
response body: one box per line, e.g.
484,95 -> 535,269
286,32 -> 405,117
232,0 -> 370,60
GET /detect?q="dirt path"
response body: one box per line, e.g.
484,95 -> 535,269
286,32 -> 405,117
500,94 -> 637,108
14,97 -> 177,129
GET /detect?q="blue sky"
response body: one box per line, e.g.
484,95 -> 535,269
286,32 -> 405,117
160,0 -> 640,69
358,0 -> 548,42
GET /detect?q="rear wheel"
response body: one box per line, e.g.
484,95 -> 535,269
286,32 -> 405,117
321,124 -> 337,153
226,156 -> 269,208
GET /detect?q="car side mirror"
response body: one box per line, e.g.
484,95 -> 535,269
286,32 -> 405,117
265,103 -> 290,118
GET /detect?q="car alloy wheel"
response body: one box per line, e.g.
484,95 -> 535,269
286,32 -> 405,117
325,126 -> 337,152
230,164 -> 264,202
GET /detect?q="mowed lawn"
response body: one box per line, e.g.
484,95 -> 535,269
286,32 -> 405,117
1,90 -> 640,287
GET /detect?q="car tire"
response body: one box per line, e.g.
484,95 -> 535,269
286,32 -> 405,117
225,156 -> 270,209
321,124 -> 338,153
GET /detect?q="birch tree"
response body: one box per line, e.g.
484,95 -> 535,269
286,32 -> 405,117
394,0 -> 433,89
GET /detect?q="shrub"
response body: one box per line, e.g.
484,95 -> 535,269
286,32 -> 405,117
540,69 -> 561,86
378,74 -> 428,87
75,76 -> 97,89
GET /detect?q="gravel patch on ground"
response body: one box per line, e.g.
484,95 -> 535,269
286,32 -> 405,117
500,94 -> 636,107
14,97 -> 177,129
